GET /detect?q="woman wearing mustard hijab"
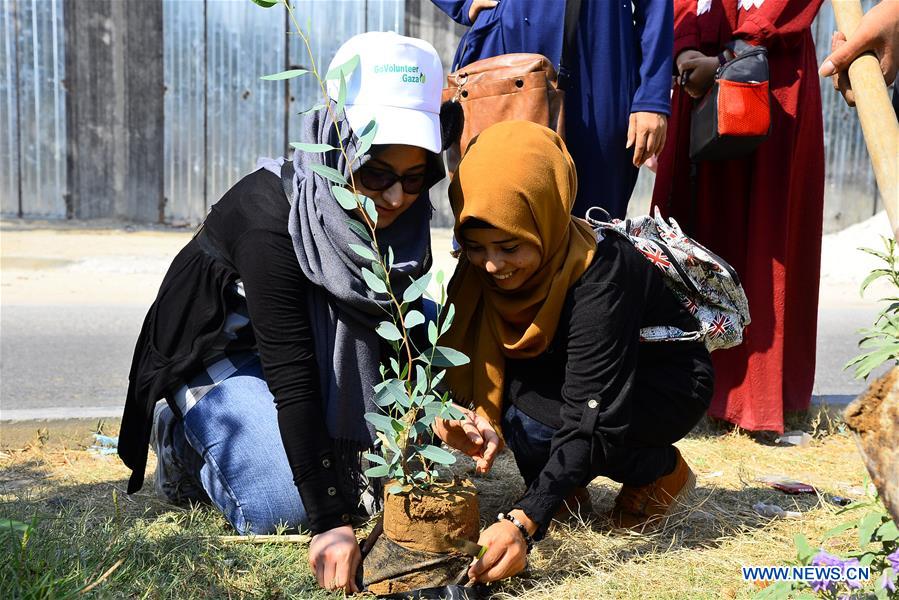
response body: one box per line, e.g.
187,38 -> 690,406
444,121 -> 714,583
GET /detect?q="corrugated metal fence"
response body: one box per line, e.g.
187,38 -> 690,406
0,0 -> 66,218
163,0 -> 402,224
0,0 -> 890,228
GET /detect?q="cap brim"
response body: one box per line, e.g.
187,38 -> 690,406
345,104 -> 441,155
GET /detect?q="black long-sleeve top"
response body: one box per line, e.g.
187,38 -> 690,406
506,231 -> 713,535
121,169 -> 354,534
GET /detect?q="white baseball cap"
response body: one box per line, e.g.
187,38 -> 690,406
326,32 -> 443,154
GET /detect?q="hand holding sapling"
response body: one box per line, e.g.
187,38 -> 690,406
434,405 -> 503,473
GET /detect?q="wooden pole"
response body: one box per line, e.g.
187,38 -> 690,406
832,0 -> 899,241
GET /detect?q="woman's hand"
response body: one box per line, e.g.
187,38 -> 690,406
626,112 -> 668,167
819,0 -> 899,106
467,509 -> 535,582
309,525 -> 361,594
434,405 -> 503,473
677,52 -> 719,99
469,0 -> 499,23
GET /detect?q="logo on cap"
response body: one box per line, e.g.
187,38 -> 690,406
374,63 -> 427,84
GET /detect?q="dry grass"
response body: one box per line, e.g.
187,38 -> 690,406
0,408 -> 883,598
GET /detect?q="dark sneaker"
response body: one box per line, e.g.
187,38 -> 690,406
609,448 -> 696,531
150,400 -> 207,504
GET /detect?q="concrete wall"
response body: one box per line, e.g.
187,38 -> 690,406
64,0 -> 163,221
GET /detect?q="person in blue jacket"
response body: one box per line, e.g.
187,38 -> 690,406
432,0 -> 673,218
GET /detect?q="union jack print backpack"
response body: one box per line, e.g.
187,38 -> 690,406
585,207 -> 751,352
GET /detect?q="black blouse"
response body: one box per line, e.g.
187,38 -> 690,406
121,169 -> 354,534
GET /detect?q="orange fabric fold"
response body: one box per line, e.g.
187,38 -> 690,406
443,121 -> 597,427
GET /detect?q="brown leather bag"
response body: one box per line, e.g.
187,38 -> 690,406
442,54 -> 565,171
441,0 -> 581,173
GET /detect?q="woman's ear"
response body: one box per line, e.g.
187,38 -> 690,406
440,100 -> 465,152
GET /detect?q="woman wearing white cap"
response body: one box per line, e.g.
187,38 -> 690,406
118,32 -> 499,594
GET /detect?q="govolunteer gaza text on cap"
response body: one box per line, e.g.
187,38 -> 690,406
326,32 -> 443,154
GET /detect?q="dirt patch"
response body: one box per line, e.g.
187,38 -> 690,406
382,478 -> 479,554
843,366 -> 899,521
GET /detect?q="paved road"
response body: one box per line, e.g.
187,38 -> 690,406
0,300 -> 882,420
0,223 -> 891,420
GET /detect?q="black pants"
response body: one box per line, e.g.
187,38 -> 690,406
502,352 -> 713,489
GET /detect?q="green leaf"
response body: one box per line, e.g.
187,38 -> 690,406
440,303 -> 455,336
436,270 -> 445,285
360,195 -> 378,224
858,512 -> 882,547
261,68 -> 309,80
442,404 -> 466,420
324,54 -> 360,81
249,0 -> 278,8
430,369 -> 446,391
418,444 -> 456,465
793,534 -> 815,563
413,364 -> 428,398
362,268 -> 387,294
403,273 -> 432,304
821,520 -> 857,541
364,464 -> 390,478
405,310 -> 425,329
346,219 -> 373,243
332,186 -> 360,211
365,412 -> 395,433
310,164 -> 347,186
430,346 -> 470,368
0,519 -> 31,538
335,73 -> 348,116
876,519 -> 899,541
375,378 -> 410,409
349,243 -> 376,261
372,261 -> 387,281
387,246 -> 395,269
427,321 -> 439,346
356,120 -> 379,157
298,103 -> 327,116
860,269 -> 893,296
291,142 -> 337,153
376,321 -> 403,342
363,452 -> 386,465
389,357 -> 401,377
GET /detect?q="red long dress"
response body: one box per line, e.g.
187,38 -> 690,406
652,0 -> 824,433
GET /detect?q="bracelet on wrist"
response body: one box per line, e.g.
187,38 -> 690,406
498,512 -> 534,553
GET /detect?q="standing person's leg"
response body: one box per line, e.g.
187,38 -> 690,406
159,358 -> 309,534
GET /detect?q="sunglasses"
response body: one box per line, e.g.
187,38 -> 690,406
357,166 -> 428,195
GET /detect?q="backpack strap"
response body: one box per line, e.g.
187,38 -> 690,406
280,160 -> 296,203
558,0 -> 582,91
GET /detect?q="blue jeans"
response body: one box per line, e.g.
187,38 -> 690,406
155,359 -> 308,534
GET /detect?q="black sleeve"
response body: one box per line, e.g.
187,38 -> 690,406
231,224 -> 354,534
512,253 -> 645,537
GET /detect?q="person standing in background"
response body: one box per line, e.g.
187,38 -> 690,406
651,0 -> 825,433
432,0 -> 673,218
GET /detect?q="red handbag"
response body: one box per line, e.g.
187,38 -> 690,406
690,43 -> 771,161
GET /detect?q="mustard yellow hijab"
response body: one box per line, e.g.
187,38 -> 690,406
444,121 -> 597,428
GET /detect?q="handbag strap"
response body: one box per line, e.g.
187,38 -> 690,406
558,0 -> 582,90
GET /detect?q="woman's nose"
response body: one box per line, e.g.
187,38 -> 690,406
382,181 -> 405,207
484,256 -> 503,273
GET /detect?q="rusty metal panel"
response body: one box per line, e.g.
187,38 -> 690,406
0,0 -> 19,215
6,0 -> 66,218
